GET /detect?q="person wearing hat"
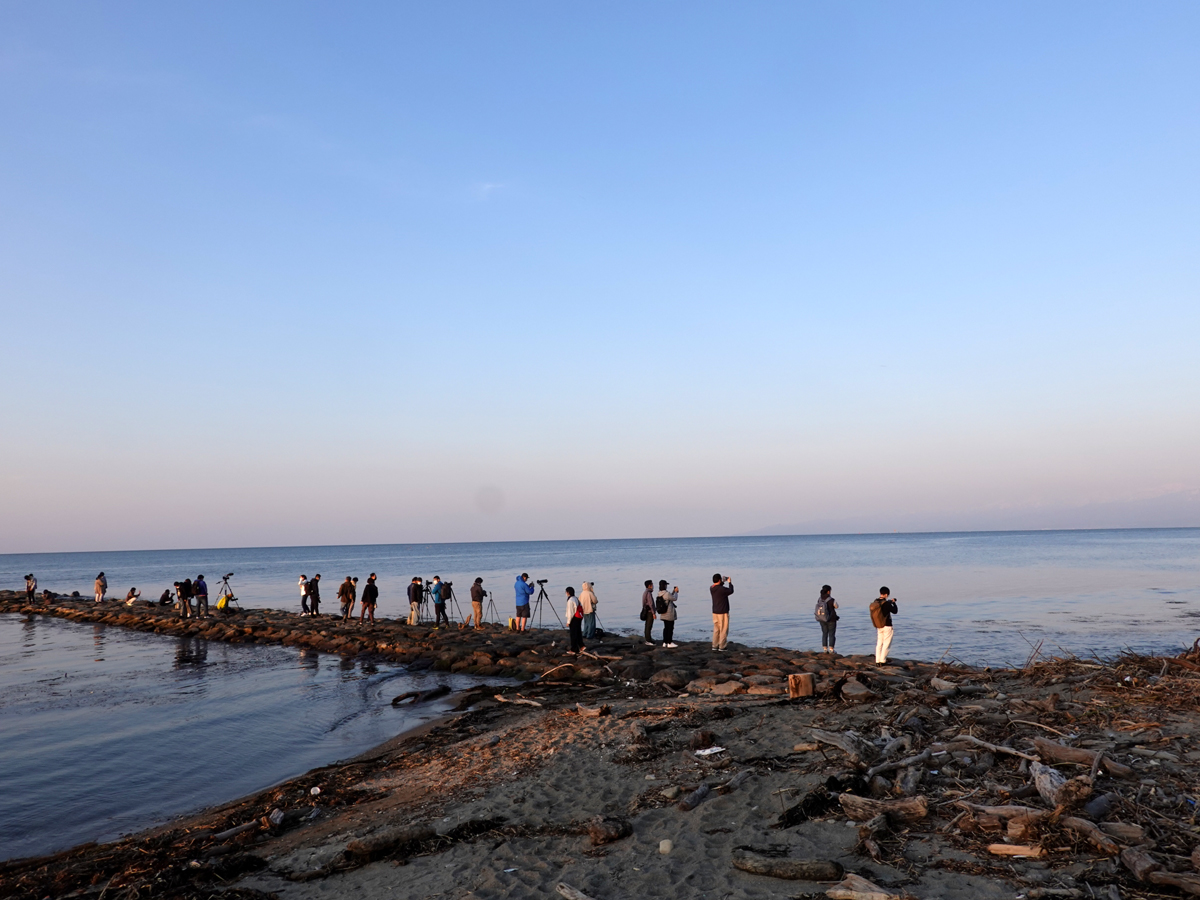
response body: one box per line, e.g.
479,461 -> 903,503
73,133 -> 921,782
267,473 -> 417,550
469,577 -> 485,628
657,580 -> 679,648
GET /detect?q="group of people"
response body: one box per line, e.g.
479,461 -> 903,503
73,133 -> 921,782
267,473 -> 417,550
168,575 -> 210,618
297,573 -> 380,625
814,585 -> 899,664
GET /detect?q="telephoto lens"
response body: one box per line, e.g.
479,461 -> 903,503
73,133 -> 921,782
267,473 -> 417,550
537,579 -> 548,585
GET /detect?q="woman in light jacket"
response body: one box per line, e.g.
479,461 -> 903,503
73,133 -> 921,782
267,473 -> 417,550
579,582 -> 598,640
658,580 -> 679,648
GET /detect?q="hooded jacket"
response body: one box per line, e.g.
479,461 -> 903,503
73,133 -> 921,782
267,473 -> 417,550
579,583 -> 597,615
514,577 -> 534,606
362,580 -> 379,605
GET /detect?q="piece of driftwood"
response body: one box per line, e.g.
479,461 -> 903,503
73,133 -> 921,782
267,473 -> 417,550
956,802 -> 1049,820
839,793 -> 928,824
1007,813 -> 1047,842
895,765 -> 923,796
1061,817 -> 1119,855
1034,738 -> 1135,779
1031,762 -> 1092,808
391,684 -> 452,706
988,843 -> 1044,857
718,770 -> 753,795
679,783 -> 711,811
1099,822 -> 1145,844
882,734 -> 912,759
866,748 -> 931,778
730,849 -> 843,881
1121,848 -> 1161,880
344,824 -> 436,861
494,695 -> 542,707
1151,873 -> 1200,897
826,872 -> 902,900
575,703 -> 610,717
788,673 -> 815,698
212,821 -> 260,841
587,816 -> 632,846
1191,845 -> 1200,871
954,734 -> 1039,762
810,729 -> 880,766
556,883 -> 599,900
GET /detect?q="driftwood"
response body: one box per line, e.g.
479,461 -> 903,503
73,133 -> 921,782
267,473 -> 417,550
826,872 -> 903,900
1061,817 -> 1119,854
678,783 -> 711,811
211,821 -> 259,841
788,673 -> 815,698
954,734 -> 1038,762
1007,813 -> 1048,842
718,770 -> 754,795
556,884 -> 599,900
493,695 -> 542,707
730,849 -> 843,881
810,729 -> 880,766
1099,822 -> 1145,844
391,684 -> 451,706
1034,738 -> 1136,779
866,748 -> 931,778
587,816 -> 632,846
838,793 -> 927,824
957,802 -> 1047,819
344,824 -> 436,861
987,843 -> 1043,857
1121,848 -> 1200,895
1032,762 -> 1092,809
575,703 -> 610,717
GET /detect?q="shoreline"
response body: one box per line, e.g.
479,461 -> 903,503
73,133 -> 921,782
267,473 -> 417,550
5,595 -> 1200,900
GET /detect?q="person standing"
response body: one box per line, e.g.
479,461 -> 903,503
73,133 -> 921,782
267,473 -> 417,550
871,587 -> 898,664
470,577 -> 485,628
360,573 -> 378,626
95,572 -> 108,604
658,580 -> 679,648
407,577 -> 423,625
430,576 -> 449,628
710,573 -> 734,651
641,580 -> 657,646
338,576 -> 355,622
308,574 -> 322,616
25,574 -> 37,603
514,574 -> 533,631
565,587 -> 584,653
194,575 -> 209,618
176,580 -> 193,619
299,575 -> 310,616
579,582 -> 598,640
816,584 -> 839,653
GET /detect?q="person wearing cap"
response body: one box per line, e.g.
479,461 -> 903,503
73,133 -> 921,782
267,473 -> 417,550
514,574 -> 533,631
194,575 -> 209,617
430,576 -> 449,628
658,580 -> 679,648
470,577 -> 485,628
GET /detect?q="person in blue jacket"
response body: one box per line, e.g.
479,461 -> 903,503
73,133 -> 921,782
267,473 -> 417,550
514,573 -> 534,631
430,576 -> 450,627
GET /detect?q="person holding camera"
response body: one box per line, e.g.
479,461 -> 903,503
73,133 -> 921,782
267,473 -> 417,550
870,587 -> 898,664
710,573 -> 734,651
579,582 -> 598,639
657,580 -> 679,648
514,574 -> 534,631
407,576 -> 423,625
640,580 -> 657,645
430,576 -> 450,627
470,577 -> 485,628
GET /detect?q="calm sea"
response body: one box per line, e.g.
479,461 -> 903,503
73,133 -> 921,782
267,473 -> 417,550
2,529 -> 1199,861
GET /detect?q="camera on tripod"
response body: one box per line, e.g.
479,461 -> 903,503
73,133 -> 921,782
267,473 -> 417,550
536,579 -> 548,585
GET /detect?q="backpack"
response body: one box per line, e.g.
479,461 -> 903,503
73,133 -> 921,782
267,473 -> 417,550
869,599 -> 887,628
814,598 -> 828,622
655,594 -> 668,615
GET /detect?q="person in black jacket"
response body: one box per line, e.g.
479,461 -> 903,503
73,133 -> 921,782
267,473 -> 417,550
470,577 -> 485,628
308,574 -> 322,616
407,577 -> 423,625
873,587 -> 898,664
710,574 -> 734,651
359,573 -> 379,626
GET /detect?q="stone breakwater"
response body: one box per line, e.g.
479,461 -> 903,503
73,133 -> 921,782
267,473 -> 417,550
0,591 -> 943,694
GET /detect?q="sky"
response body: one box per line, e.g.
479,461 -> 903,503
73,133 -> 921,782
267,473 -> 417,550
2,2 -> 1199,553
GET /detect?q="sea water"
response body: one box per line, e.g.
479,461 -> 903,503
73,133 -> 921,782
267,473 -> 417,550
3,529 -> 1200,860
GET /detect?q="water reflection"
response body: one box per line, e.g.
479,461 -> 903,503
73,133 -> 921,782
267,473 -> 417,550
92,624 -> 105,661
174,636 -> 209,669
21,616 -> 36,656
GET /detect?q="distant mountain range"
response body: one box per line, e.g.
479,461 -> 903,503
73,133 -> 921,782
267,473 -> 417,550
745,489 -> 1200,536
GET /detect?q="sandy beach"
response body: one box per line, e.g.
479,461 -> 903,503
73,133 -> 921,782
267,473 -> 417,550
3,594 -> 1200,900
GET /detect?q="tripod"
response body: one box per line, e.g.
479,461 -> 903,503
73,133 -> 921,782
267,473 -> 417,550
444,584 -> 467,625
485,590 -> 500,625
531,582 -> 563,629
419,583 -> 432,623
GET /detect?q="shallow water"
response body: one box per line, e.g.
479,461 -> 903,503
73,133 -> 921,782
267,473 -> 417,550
0,616 -> 475,862
4,529 -> 1199,665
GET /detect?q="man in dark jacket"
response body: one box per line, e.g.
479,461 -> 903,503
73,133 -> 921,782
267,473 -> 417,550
407,577 -> 423,625
338,576 -> 355,622
873,587 -> 898,664
470,577 -> 485,628
710,573 -> 734,651
359,573 -> 379,626
193,575 -> 209,618
641,580 -> 657,646
308,574 -> 322,616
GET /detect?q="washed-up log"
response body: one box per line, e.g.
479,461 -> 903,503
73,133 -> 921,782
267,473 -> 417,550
1031,762 -> 1091,808
494,694 -> 542,707
1061,817 -> 1119,854
1151,873 -> 1200,897
575,703 -> 610,717
810,729 -> 880,766
1034,738 -> 1135,779
839,793 -> 927,824
1121,847 -> 1161,880
344,823 -> 436,861
587,816 -> 632,846
895,765 -> 923,796
731,849 -> 843,881
212,821 -> 260,841
955,734 -> 1039,762
930,677 -> 957,692
392,684 -> 452,706
826,872 -> 902,900
718,770 -> 753,795
1099,822 -> 1145,844
857,814 -> 888,860
556,883 -> 599,900
866,748 -> 931,778
882,734 -> 912,759
679,783 -> 711,811
789,673 -> 815,698
988,843 -> 1043,857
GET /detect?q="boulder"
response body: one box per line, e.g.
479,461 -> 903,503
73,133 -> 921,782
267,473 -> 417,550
649,667 -> 694,688
841,679 -> 878,704
711,680 -> 747,696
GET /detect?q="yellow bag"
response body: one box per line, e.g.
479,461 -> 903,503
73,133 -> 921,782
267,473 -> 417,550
217,596 -> 229,610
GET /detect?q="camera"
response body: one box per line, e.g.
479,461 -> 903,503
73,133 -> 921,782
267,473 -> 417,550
424,579 -> 432,585
536,579 -> 548,585
444,581 -> 453,587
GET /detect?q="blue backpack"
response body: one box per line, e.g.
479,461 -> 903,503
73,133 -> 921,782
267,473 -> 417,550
814,598 -> 828,622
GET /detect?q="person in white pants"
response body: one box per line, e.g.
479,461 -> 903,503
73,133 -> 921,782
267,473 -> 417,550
873,587 -> 897,664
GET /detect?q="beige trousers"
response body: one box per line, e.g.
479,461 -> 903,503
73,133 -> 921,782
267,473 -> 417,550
472,601 -> 483,627
875,626 -> 894,664
712,613 -> 729,650
408,602 -> 419,626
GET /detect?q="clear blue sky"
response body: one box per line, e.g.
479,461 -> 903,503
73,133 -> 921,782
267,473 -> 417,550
3,2 -> 1199,552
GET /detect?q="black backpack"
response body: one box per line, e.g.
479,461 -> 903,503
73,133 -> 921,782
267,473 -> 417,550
655,594 -> 668,615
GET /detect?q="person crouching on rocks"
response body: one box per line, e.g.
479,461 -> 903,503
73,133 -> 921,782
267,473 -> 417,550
579,582 -> 598,640
565,587 -> 584,654
658,580 -> 679,647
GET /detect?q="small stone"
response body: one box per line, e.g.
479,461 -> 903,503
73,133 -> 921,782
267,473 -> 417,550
659,839 -> 673,855
662,786 -> 681,800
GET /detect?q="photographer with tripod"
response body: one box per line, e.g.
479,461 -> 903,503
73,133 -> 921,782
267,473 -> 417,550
430,576 -> 450,628
470,577 -> 485,628
407,577 -> 422,625
514,573 -> 534,631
